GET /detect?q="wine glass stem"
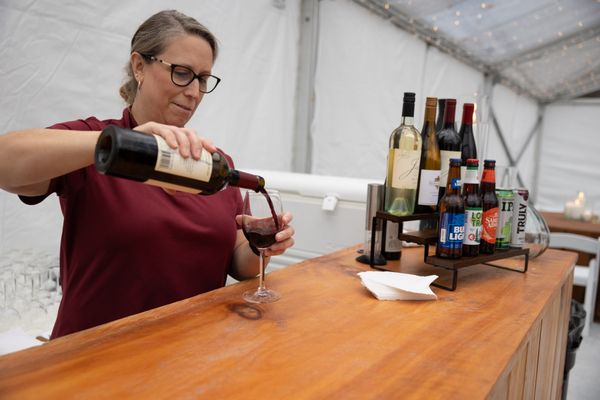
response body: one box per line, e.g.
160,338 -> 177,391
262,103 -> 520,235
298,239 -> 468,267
258,250 -> 266,292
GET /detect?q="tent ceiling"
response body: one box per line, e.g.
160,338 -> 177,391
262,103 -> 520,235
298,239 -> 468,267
353,0 -> 600,103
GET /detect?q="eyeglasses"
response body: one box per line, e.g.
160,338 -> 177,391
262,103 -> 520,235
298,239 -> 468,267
141,54 -> 221,94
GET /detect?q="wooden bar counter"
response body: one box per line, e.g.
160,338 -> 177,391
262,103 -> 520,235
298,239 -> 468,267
0,246 -> 575,399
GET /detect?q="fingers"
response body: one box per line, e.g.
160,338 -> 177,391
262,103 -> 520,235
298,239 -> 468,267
134,122 -> 216,160
264,236 -> 295,257
265,213 -> 295,257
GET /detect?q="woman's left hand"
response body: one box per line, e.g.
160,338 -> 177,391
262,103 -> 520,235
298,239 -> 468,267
236,212 -> 295,257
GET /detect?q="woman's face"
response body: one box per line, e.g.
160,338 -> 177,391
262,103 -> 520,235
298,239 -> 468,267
133,34 -> 214,127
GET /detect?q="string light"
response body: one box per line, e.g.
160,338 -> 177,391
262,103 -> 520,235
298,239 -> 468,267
353,0 -> 600,101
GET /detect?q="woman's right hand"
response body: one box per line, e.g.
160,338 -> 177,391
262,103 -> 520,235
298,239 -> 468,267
134,121 -> 217,160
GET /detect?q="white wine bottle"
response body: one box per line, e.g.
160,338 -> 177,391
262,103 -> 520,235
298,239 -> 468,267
95,125 -> 264,194
415,96 -> 441,214
384,92 -> 422,216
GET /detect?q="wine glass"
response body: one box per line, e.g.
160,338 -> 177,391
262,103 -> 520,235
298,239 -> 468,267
242,189 -> 283,304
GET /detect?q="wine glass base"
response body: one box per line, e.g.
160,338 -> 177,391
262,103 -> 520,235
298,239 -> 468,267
242,288 -> 280,304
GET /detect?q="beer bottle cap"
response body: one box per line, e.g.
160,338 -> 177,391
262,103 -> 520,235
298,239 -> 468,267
466,159 -> 479,166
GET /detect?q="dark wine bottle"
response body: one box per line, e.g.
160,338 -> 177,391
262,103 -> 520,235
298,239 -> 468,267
435,99 -> 446,133
95,125 -> 264,194
436,99 -> 461,202
459,103 -> 477,180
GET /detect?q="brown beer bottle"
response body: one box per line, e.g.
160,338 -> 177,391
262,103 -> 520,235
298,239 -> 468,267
436,158 -> 464,259
480,160 -> 499,254
462,159 -> 482,257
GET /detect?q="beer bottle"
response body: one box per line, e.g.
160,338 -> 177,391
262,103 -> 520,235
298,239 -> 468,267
436,158 -> 464,259
462,159 -> 482,257
480,160 -> 499,254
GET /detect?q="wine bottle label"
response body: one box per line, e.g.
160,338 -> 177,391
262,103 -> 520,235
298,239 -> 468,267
385,221 -> 402,252
154,135 -> 213,182
438,212 -> 465,250
391,149 -> 420,189
481,207 -> 498,244
417,169 -> 440,206
463,207 -> 483,245
440,150 -> 461,187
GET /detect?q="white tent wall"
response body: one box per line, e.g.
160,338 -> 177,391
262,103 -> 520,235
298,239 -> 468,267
0,0 -> 300,252
486,84 -> 540,193
311,0 -> 427,179
537,100 -> 600,212
0,0 -> 300,169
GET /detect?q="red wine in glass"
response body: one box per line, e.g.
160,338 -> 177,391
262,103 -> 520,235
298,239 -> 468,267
242,189 -> 283,303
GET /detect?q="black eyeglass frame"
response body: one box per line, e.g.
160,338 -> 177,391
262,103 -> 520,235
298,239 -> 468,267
140,53 -> 221,94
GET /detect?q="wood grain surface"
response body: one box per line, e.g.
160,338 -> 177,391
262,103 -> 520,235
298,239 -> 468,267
0,246 -> 576,399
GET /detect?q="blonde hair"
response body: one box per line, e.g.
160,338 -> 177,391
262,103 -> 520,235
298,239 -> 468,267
119,10 -> 219,105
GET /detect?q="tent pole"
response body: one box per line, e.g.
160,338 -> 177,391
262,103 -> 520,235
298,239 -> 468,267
514,113 -> 542,165
292,0 -> 320,173
531,105 -> 546,205
490,108 -> 525,188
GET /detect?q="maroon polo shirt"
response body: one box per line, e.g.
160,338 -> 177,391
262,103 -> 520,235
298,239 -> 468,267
21,109 -> 243,338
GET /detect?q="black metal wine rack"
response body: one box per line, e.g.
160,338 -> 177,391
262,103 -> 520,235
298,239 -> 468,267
369,211 -> 529,291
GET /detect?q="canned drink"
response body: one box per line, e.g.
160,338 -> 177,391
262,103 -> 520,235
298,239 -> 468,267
495,188 -> 514,249
510,188 -> 529,248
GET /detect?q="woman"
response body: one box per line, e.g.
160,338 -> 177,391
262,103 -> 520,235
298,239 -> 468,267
0,10 -> 295,338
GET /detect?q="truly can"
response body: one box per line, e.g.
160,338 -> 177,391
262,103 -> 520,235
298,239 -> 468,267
495,188 -> 514,249
510,188 -> 529,248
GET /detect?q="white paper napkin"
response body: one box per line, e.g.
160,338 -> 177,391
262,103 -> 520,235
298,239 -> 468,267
358,271 -> 438,301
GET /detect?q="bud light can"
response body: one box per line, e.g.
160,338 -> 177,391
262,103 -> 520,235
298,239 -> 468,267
495,189 -> 514,249
510,188 -> 529,248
